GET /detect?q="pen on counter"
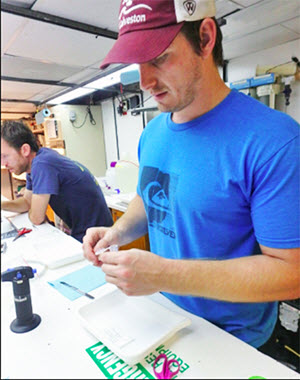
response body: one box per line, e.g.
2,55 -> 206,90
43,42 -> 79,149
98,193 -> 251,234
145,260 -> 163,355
59,281 -> 95,300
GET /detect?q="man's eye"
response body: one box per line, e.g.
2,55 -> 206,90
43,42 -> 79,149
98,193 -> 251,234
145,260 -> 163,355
153,54 -> 168,66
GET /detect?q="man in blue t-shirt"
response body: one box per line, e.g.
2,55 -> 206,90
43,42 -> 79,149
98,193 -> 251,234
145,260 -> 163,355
82,0 -> 299,351
1,120 -> 113,242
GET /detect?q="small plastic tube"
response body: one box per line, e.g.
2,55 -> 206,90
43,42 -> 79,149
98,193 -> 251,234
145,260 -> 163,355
95,245 -> 119,256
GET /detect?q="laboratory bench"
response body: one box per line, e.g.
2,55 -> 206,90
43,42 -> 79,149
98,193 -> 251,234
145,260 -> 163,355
1,212 -> 299,379
1,210 -> 299,379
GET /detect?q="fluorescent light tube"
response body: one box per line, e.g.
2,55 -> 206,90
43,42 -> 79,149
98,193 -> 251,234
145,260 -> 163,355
48,64 -> 139,104
85,64 -> 139,90
48,88 -> 96,105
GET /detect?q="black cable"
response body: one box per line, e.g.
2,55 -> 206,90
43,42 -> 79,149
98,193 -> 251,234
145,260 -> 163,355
71,106 -> 96,128
87,105 -> 96,125
116,92 -> 123,103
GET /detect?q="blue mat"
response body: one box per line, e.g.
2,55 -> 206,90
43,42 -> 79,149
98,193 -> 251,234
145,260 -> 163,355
48,264 -> 106,300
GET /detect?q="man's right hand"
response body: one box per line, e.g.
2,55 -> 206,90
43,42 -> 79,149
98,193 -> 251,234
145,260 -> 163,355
82,226 -> 120,266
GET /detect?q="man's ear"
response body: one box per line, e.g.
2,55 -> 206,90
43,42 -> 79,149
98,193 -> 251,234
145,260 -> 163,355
20,143 -> 31,157
199,18 -> 216,60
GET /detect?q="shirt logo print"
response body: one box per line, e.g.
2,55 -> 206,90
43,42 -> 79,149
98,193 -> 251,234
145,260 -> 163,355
140,166 -> 176,239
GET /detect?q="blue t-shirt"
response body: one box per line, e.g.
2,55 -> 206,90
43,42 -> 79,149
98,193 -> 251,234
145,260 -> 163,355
26,148 -> 113,242
137,90 -> 300,348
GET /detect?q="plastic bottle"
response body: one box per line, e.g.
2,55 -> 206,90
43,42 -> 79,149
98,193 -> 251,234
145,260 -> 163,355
115,158 -> 139,193
105,161 -> 117,190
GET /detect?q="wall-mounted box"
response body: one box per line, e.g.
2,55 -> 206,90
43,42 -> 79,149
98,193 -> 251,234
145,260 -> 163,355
250,73 -> 275,87
229,79 -> 251,90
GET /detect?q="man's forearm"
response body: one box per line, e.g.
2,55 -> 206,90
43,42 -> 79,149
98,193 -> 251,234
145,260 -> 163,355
161,252 -> 300,302
1,197 -> 30,213
113,194 -> 148,246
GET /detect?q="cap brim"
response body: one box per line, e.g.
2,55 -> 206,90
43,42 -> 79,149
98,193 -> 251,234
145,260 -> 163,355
100,23 -> 184,69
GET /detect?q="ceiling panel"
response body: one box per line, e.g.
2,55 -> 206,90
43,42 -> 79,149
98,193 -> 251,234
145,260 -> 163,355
233,0 -> 265,7
222,0 -> 300,41
60,67 -> 102,85
30,86 -> 69,101
223,24 -> 299,60
215,0 -> 241,18
1,54 -> 82,81
282,16 -> 300,35
32,0 -> 120,32
1,12 -> 29,54
1,80 -> 63,100
5,18 -> 115,67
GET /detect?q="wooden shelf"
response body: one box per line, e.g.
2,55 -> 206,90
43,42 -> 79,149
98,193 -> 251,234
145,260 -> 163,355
33,129 -> 44,134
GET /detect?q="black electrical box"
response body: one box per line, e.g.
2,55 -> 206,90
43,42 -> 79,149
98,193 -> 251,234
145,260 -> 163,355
129,95 -> 140,114
261,299 -> 300,373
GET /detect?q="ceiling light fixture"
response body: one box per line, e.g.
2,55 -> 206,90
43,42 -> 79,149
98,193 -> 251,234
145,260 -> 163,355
84,64 -> 139,90
47,87 -> 96,105
46,64 -> 139,105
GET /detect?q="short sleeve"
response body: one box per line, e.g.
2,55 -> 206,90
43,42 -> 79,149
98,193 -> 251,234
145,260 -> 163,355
251,136 -> 300,248
31,162 -> 60,195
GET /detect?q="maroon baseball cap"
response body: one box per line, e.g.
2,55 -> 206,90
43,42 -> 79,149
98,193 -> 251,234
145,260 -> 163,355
100,0 -> 216,69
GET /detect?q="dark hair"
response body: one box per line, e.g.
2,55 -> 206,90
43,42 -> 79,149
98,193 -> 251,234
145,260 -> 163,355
1,120 -> 40,152
180,17 -> 224,67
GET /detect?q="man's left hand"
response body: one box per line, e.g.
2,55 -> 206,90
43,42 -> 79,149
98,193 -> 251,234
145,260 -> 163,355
98,248 -> 167,296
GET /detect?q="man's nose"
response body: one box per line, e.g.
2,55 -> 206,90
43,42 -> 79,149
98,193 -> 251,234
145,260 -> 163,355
139,63 -> 157,92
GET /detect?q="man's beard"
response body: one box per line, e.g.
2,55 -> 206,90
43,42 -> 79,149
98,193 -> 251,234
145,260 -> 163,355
156,89 -> 196,114
155,68 -> 201,114
14,162 -> 29,175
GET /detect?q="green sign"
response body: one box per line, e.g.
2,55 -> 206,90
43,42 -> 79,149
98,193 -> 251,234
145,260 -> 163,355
86,342 -> 155,379
86,342 -> 191,379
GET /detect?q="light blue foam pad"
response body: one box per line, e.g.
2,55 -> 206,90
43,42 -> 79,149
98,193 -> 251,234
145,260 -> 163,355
48,264 -> 106,300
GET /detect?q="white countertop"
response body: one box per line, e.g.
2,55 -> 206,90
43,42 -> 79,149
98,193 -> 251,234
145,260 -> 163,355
104,191 -> 136,213
1,211 -> 299,379
96,175 -> 135,212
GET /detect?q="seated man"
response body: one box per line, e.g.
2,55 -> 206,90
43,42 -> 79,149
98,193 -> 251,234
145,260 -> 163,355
1,120 -> 113,242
